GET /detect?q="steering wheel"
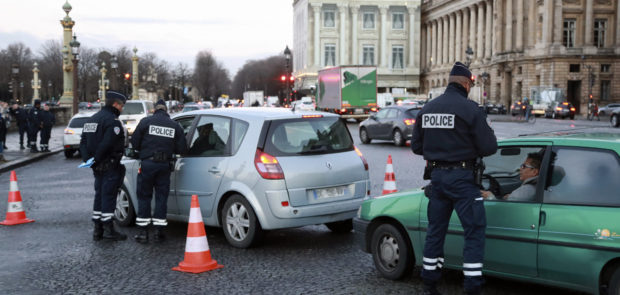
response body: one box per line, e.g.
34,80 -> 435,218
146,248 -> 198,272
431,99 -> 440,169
482,174 -> 501,196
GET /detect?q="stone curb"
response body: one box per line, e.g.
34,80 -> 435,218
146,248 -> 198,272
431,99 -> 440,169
0,148 -> 64,174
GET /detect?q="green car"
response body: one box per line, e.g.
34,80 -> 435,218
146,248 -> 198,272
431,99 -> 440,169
354,133 -> 620,294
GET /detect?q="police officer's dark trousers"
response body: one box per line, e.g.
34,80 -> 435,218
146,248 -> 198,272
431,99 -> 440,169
40,126 -> 51,150
421,168 -> 486,294
18,123 -> 27,146
136,160 -> 171,236
92,164 -> 126,241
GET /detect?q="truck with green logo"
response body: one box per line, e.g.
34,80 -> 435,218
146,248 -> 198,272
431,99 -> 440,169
316,66 -> 377,119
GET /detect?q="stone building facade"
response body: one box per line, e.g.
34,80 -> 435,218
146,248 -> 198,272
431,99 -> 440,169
292,0 -> 422,95
420,0 -> 620,114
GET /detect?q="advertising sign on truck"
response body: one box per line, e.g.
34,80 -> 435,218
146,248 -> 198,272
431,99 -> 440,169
316,66 -> 377,119
243,91 -> 264,107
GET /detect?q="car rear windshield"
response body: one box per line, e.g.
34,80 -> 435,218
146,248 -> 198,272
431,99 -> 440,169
264,117 -> 353,156
121,103 -> 145,115
69,117 -> 91,128
405,109 -> 420,118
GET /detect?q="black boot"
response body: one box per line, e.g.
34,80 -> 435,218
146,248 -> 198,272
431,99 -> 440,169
153,226 -> 166,243
93,221 -> 103,241
134,226 -> 149,244
30,146 -> 39,153
102,222 -> 127,241
20,144 -> 25,150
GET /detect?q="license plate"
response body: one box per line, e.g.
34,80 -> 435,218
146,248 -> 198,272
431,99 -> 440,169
313,185 -> 348,200
355,108 -> 363,114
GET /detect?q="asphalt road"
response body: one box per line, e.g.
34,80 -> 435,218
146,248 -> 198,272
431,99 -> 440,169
0,116 -> 617,294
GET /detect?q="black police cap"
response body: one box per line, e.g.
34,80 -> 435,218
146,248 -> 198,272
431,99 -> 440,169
34,99 -> 41,106
156,99 -> 166,107
449,62 -> 472,78
106,91 -> 127,104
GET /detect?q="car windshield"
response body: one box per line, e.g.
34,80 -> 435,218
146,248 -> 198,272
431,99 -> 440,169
69,117 -> 91,128
265,117 -> 353,156
121,103 -> 145,115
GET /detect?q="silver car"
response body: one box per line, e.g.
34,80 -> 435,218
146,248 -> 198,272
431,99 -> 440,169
116,107 -> 370,248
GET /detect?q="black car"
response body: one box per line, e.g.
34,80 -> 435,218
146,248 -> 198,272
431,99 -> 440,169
485,102 -> 507,114
510,101 -> 527,116
359,105 -> 421,146
545,102 -> 575,119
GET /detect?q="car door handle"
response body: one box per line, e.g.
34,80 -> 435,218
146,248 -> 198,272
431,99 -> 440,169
208,167 -> 220,174
539,211 -> 547,227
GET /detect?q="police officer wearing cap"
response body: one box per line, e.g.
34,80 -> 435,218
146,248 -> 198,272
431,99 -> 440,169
27,100 -> 42,153
9,102 -> 28,150
131,99 -> 187,243
79,90 -> 128,241
412,62 -> 497,295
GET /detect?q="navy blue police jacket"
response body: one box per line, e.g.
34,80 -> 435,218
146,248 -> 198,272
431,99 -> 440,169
79,106 -> 126,164
9,108 -> 28,125
130,109 -> 187,160
411,83 -> 498,161
40,110 -> 55,128
27,106 -> 42,129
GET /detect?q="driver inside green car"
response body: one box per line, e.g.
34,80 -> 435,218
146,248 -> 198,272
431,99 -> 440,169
481,152 -> 542,201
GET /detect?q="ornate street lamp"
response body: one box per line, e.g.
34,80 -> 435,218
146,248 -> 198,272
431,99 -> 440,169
99,62 -> 109,101
110,55 -> 118,91
284,45 -> 291,104
465,46 -> 474,68
70,34 -> 80,114
480,72 -> 490,103
11,64 -> 19,103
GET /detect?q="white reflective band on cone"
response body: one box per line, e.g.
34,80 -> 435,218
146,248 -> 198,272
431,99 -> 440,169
383,182 -> 396,190
9,181 -> 19,192
185,236 -> 209,252
7,201 -> 23,213
463,263 -> 483,268
385,165 -> 394,173
188,208 -> 203,223
463,270 -> 482,276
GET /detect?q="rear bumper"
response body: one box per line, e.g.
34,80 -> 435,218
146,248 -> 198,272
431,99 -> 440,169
353,217 -> 370,253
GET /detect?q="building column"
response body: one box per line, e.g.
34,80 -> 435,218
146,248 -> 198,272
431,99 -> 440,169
516,0 -> 523,50
552,0 -> 563,46
584,0 -> 594,46
485,0 -> 493,58
338,3 -> 348,65
528,0 -> 536,48
433,21 -> 438,67
477,3 -> 484,59
617,0 -> 620,54
311,3 -> 322,67
437,18 -> 443,66
456,11 -> 463,62
443,16 -> 449,66
449,13 -> 456,64
542,0 -> 553,45
409,6 -> 419,68
463,8 -> 470,57
426,23 -> 432,69
494,0 -> 504,53
380,5 -> 389,68
469,4 -> 477,54
505,0 -> 513,51
351,5 -> 359,64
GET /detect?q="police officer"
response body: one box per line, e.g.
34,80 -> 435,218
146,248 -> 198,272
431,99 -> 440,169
27,100 -> 43,153
412,62 -> 497,295
79,91 -> 128,241
9,102 -> 28,150
39,103 -> 55,152
131,99 -> 187,243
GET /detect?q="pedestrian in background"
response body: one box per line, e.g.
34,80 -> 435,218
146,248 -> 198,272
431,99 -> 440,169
79,91 -> 128,241
27,100 -> 42,153
39,103 -> 55,152
0,101 -> 9,150
9,102 -> 28,150
0,113 -> 7,163
412,62 -> 498,295
130,99 -> 187,243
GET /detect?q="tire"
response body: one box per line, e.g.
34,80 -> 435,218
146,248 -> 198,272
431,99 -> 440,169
612,115 -> 620,128
64,149 -> 75,158
115,185 -> 135,227
325,219 -> 353,233
608,266 -> 620,295
392,129 -> 405,147
221,194 -> 262,248
569,114 -> 575,120
359,127 -> 371,144
370,223 -> 414,280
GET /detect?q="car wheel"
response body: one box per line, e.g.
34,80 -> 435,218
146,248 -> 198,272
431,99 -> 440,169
64,149 -> 75,159
370,223 -> 414,280
221,194 -> 262,248
569,114 -> 575,120
612,115 -> 620,128
608,266 -> 620,295
359,127 -> 371,144
325,219 -> 353,233
393,129 -> 405,147
115,185 -> 135,227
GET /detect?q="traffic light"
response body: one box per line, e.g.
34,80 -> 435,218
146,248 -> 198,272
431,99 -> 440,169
124,73 -> 131,80
289,75 -> 295,82
280,75 -> 286,82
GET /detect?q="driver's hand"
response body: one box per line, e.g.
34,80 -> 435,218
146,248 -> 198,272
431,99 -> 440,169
481,190 -> 491,199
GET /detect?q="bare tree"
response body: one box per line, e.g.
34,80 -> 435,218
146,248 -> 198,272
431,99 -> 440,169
0,43 -> 34,103
36,40 -> 63,101
193,50 -> 230,103
232,55 -> 288,100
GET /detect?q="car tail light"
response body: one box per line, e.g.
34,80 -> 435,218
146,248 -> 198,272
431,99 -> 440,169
570,107 -> 575,111
404,118 -> 416,125
555,107 -> 562,111
354,145 -> 368,171
64,128 -> 75,135
340,108 -> 347,113
254,148 -> 284,179
370,107 -> 377,112
562,102 -> 569,105
281,201 -> 289,207
302,114 -> 323,118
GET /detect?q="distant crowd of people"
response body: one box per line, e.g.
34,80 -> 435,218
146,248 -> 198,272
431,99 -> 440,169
0,99 -> 55,163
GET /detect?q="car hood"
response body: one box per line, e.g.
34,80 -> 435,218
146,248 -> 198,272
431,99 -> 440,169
359,188 -> 425,222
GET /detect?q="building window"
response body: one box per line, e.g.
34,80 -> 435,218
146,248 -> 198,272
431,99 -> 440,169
363,12 -> 375,29
601,64 -> 611,73
392,12 -> 404,30
323,11 -> 335,28
563,19 -> 576,48
601,80 -> 611,101
569,64 -> 580,72
363,46 -> 375,65
392,46 -> 404,69
594,19 -> 607,48
517,66 -> 523,75
324,44 -> 336,66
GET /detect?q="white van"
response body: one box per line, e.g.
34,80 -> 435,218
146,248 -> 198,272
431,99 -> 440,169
119,100 -> 155,135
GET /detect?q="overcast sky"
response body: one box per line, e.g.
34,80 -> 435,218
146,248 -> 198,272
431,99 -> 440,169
1,0 -> 294,76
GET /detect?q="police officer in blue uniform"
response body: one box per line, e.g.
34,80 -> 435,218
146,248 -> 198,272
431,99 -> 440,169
39,103 -> 55,152
412,62 -> 497,295
80,91 -> 128,241
131,99 -> 187,243
27,100 -> 42,153
9,102 -> 28,150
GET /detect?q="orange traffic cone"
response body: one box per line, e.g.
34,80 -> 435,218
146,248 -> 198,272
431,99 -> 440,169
1,171 -> 35,225
173,195 -> 223,273
382,155 -> 397,195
